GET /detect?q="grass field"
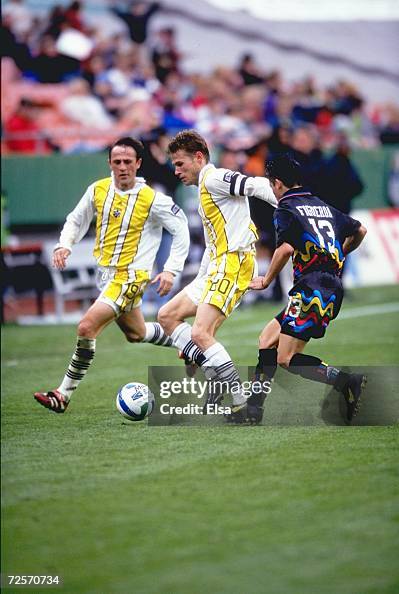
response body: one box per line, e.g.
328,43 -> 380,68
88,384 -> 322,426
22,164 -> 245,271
2,284 -> 399,594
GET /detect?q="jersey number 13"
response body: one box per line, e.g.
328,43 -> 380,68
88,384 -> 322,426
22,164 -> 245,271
308,218 -> 336,254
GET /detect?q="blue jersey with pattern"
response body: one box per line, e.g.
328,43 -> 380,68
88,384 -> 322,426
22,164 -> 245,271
274,187 -> 361,281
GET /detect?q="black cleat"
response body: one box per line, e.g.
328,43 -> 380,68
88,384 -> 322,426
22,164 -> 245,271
243,382 -> 269,425
245,404 -> 264,425
225,403 -> 264,425
341,374 -> 367,423
224,404 -> 247,424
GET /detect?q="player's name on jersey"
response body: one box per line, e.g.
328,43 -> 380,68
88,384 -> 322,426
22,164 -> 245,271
296,205 -> 333,218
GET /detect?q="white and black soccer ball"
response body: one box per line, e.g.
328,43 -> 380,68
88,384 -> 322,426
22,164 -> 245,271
116,382 -> 155,421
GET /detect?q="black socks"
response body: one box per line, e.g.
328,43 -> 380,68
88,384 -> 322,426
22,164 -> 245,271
288,353 -> 349,390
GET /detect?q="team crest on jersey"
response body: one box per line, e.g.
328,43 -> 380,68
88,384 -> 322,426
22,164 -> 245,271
171,204 -> 180,215
113,209 -> 122,218
223,171 -> 233,182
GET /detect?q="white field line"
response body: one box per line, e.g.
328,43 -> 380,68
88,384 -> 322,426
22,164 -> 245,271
5,303 -> 398,360
219,301 -> 399,341
336,301 -> 399,319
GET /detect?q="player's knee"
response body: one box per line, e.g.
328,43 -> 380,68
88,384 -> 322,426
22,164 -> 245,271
77,319 -> 96,338
259,334 -> 274,349
191,324 -> 208,350
123,329 -> 144,343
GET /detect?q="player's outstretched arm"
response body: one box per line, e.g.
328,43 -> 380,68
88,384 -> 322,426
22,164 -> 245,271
206,169 -> 277,207
242,176 -> 278,207
342,224 -> 367,255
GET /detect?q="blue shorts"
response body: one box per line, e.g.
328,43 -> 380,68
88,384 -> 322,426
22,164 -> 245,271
276,271 -> 344,342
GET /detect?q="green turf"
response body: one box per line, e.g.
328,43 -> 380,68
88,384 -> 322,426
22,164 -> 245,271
2,284 -> 399,594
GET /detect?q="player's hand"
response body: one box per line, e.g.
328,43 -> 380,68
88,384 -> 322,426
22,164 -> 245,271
52,247 -> 71,270
150,271 -> 174,296
249,276 -> 267,290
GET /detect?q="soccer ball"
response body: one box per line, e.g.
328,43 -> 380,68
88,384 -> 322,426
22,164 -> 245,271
116,382 -> 155,421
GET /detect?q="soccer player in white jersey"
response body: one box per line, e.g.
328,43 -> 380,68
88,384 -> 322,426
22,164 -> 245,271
34,137 -> 190,413
158,130 -> 277,415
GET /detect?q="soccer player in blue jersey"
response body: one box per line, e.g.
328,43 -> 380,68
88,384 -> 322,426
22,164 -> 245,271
246,153 -> 367,425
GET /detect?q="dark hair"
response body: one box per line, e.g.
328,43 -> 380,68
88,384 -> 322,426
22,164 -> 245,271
109,137 -> 144,160
265,153 -> 302,187
168,129 -> 210,162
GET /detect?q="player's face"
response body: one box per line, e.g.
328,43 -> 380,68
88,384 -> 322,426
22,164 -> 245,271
109,145 -> 142,190
171,150 -> 204,186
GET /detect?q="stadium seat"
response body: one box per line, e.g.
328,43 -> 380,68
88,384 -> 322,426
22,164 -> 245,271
42,239 -> 98,320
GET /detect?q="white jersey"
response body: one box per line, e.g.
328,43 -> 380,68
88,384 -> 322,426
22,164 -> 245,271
198,164 -> 277,259
57,176 -> 190,278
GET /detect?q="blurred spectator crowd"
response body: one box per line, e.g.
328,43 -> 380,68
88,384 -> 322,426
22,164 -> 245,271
2,0 -> 399,156
3,0 -> 399,310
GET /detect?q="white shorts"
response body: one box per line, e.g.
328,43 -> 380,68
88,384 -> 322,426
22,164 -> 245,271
184,271 -> 207,306
184,251 -> 257,317
96,266 -> 150,316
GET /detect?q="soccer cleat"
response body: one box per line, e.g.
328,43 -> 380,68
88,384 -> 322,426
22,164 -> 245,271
225,403 -> 265,425
224,402 -> 247,424
178,350 -> 198,378
237,378 -> 269,425
34,389 -> 69,414
244,384 -> 269,425
245,404 -> 265,425
341,374 -> 367,423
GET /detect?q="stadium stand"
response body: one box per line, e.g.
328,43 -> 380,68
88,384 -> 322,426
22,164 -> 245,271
1,0 -> 398,154
1,0 -> 398,321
